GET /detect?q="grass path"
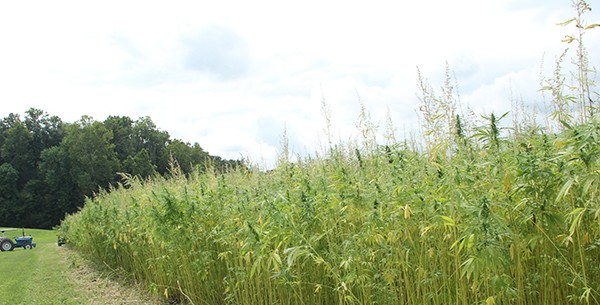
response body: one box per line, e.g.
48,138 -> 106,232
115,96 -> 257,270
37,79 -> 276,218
0,228 -> 162,305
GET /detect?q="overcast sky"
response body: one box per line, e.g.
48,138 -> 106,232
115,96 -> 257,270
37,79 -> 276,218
1,1 -> 598,167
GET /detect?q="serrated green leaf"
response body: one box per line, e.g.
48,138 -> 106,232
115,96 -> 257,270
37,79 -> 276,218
585,23 -> 599,30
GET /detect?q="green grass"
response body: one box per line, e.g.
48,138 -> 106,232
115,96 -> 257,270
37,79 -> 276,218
0,228 -> 164,305
0,228 -> 85,305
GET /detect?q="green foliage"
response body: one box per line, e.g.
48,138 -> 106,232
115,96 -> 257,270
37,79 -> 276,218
131,116 -> 171,175
0,163 -> 19,222
104,115 -> 136,162
63,117 -> 120,194
1,121 -> 35,188
0,109 -> 241,229
166,140 -> 210,176
61,115 -> 600,304
0,111 -> 66,228
123,148 -> 158,179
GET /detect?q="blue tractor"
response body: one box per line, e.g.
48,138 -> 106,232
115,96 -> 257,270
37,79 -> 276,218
0,229 -> 36,251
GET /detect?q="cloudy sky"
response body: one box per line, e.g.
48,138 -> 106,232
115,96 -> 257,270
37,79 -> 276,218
1,0 -> 598,167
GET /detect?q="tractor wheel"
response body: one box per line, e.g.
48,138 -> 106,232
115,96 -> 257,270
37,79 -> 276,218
1,239 -> 14,251
24,244 -> 32,250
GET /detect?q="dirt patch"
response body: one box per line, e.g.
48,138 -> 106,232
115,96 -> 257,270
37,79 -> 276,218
58,247 -> 164,305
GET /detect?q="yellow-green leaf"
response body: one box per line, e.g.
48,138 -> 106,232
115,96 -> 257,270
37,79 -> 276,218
440,215 -> 455,227
585,23 -> 599,30
273,250 -> 282,266
558,18 -> 576,26
556,179 -> 574,203
569,207 -> 585,237
562,35 -> 576,43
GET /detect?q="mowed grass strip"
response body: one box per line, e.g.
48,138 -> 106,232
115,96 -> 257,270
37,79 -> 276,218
0,228 -> 161,305
0,228 -> 83,305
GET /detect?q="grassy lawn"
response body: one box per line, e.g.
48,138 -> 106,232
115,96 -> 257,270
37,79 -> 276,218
0,228 -> 164,305
0,228 -> 84,305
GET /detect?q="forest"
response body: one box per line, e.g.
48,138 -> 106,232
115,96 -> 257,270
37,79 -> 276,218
0,108 -> 241,228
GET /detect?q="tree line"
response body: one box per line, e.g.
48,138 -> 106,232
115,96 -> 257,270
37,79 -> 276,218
0,108 -> 242,229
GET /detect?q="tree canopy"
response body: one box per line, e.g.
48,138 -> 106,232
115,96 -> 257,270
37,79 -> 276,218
0,108 -> 242,228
